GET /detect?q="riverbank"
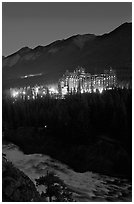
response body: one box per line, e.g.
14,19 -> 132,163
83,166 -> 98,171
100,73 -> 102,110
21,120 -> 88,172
3,142 -> 132,202
3,127 -> 132,179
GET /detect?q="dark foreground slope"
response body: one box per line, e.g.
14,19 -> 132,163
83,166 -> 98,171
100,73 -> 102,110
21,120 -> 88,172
3,22 -> 132,88
2,154 -> 40,202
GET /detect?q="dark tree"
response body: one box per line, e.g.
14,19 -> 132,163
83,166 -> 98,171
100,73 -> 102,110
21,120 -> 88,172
35,171 -> 74,202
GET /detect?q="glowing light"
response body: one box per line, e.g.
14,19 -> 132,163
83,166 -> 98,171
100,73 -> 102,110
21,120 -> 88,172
49,88 -> 55,93
61,87 -> 68,95
49,87 -> 58,94
98,88 -> 103,93
12,91 -> 19,98
93,89 -> 96,93
81,89 -> 84,93
21,73 -> 42,79
35,87 -> 39,94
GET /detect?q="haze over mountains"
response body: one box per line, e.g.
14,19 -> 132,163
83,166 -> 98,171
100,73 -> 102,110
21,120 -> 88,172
2,22 -> 132,89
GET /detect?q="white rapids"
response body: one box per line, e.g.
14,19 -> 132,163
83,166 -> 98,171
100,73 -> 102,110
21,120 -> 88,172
3,142 -> 132,202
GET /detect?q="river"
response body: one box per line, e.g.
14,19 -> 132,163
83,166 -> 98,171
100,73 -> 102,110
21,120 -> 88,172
3,142 -> 132,202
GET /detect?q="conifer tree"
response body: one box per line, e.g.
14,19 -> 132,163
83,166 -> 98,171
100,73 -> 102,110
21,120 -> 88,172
35,171 -> 74,202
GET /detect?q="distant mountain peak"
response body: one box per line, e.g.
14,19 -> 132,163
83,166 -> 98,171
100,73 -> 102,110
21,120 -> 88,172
4,22 -> 131,58
3,22 -> 132,88
109,22 -> 132,34
34,45 -> 44,51
18,46 -> 32,54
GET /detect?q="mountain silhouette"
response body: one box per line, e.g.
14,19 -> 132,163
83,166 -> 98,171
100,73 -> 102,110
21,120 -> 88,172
3,22 -> 132,88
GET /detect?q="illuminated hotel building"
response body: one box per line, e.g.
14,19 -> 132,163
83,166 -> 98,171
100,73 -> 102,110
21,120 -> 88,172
104,68 -> 117,89
8,67 -> 117,100
58,67 -> 92,95
58,67 -> 117,95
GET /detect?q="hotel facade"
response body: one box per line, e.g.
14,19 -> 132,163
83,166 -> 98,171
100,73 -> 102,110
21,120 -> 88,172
58,67 -> 117,95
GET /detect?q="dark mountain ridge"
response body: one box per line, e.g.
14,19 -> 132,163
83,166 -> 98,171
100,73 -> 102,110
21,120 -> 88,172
3,22 -> 132,88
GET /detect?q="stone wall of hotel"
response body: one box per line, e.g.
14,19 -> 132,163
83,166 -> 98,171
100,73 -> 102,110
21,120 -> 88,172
58,67 -> 117,95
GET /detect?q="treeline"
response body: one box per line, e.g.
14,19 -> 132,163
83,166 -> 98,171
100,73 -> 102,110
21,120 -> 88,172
3,89 -> 132,177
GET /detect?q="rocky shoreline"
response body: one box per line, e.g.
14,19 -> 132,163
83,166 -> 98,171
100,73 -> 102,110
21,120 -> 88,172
3,143 -> 132,202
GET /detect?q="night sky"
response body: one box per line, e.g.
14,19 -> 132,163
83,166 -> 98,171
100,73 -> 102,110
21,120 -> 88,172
2,2 -> 132,57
